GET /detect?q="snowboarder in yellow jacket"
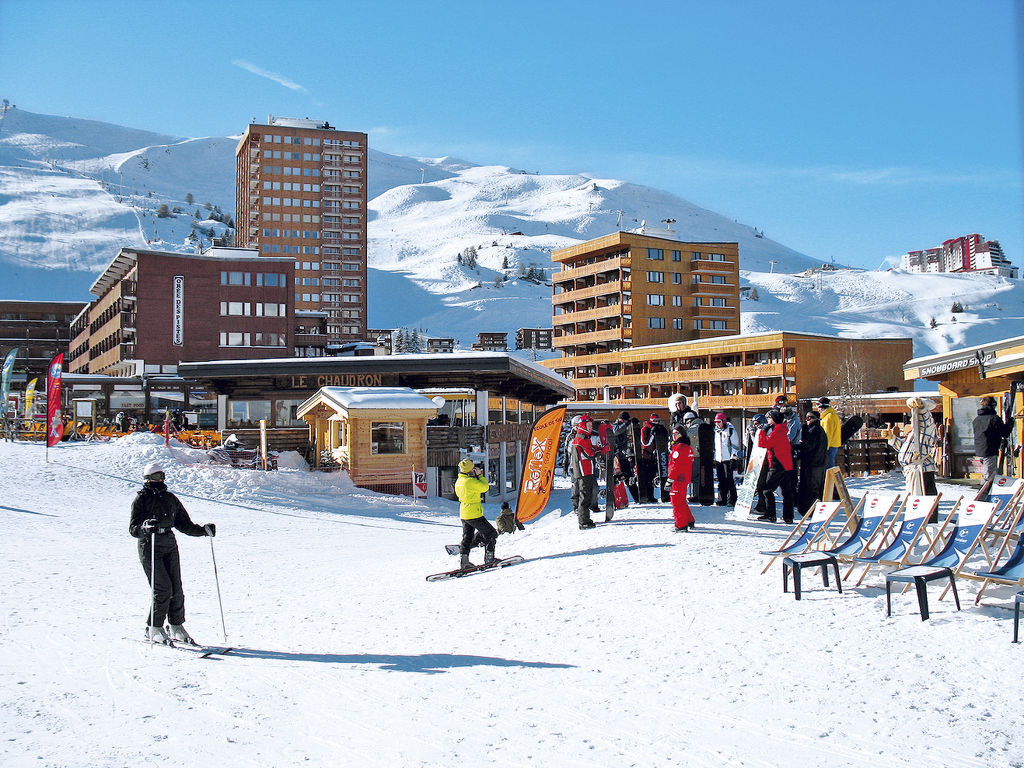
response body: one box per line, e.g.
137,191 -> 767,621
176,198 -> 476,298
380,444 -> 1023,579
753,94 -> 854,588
454,458 -> 497,569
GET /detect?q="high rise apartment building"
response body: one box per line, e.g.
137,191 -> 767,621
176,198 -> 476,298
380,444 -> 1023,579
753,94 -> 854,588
902,233 -> 1016,278
235,116 -> 368,349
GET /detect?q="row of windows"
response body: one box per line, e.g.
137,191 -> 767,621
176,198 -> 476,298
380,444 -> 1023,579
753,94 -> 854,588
221,272 -> 288,287
220,331 -> 287,347
297,293 -> 361,303
262,197 -> 321,208
322,278 -> 362,287
321,247 -> 362,257
645,248 -> 729,262
646,294 -> 728,307
262,213 -> 321,223
263,229 -> 321,239
220,302 -> 287,317
262,245 -> 320,255
262,135 -> 322,146
263,182 -> 321,192
646,318 -> 728,330
263,150 -> 320,161
646,270 -> 725,285
263,166 -> 320,177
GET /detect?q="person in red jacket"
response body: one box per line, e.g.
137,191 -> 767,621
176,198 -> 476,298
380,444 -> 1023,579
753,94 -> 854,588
570,416 -> 601,529
756,410 -> 796,523
667,424 -> 695,531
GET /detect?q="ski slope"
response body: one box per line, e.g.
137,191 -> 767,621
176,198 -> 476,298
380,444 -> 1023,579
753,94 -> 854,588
2,434 -> 1023,767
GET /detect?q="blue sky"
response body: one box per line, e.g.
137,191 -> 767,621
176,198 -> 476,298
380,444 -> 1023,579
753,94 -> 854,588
2,0 -> 1021,269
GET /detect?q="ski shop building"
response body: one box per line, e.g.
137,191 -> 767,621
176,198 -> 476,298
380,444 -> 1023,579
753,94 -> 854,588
904,335 -> 1024,478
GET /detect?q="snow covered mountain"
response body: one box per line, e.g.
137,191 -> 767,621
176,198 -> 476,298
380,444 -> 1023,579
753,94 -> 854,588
0,105 -> 1021,357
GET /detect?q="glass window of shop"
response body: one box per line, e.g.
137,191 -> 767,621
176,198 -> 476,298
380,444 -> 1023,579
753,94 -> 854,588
371,422 -> 405,454
148,389 -> 186,424
109,388 -> 146,422
188,388 -> 219,428
273,398 -> 308,427
227,399 -> 272,428
488,455 -> 501,497
504,450 -> 516,495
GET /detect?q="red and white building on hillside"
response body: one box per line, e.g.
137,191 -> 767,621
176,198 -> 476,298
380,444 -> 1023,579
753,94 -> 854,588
902,234 -> 1017,277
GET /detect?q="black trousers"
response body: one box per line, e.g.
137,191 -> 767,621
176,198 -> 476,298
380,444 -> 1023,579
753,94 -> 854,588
714,461 -> 737,505
460,517 -> 497,555
760,467 -> 796,521
138,534 -> 186,627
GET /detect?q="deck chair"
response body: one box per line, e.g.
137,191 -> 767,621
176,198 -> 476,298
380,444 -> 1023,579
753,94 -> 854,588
885,500 -> 999,620
760,501 -> 843,574
852,494 -> 947,587
827,492 -> 902,579
970,529 -> 1024,604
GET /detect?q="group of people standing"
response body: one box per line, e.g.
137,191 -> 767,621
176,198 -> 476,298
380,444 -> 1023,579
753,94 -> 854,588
746,395 -> 842,524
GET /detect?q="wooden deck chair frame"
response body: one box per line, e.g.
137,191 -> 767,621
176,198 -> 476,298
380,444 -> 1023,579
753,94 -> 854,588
925,499 -> 1004,601
980,478 -> 1024,543
835,492 -> 903,580
885,500 -> 999,619
822,467 -> 858,527
967,500 -> 1024,604
852,494 -> 948,587
760,501 -> 844,574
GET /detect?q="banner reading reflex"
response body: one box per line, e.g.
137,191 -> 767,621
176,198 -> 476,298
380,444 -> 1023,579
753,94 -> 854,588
514,405 -> 567,524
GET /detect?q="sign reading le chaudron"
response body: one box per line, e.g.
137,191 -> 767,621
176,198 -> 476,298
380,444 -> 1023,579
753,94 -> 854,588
277,374 -> 395,389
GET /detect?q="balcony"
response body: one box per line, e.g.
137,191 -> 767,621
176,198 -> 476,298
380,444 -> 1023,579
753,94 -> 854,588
553,280 -> 630,304
552,254 -> 631,283
553,327 -> 632,347
553,303 -> 626,325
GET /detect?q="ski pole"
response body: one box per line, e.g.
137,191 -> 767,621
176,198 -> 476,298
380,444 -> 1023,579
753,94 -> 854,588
150,529 -> 157,647
208,534 -> 227,643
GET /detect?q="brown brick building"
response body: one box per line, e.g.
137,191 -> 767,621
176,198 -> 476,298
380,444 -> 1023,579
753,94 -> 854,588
235,116 -> 368,347
69,246 -> 294,376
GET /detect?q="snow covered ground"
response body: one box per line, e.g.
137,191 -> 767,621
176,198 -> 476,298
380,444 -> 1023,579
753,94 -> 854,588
2,433 -> 1024,767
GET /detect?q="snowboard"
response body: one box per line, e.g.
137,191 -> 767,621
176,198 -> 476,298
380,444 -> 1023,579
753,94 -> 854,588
734,444 -> 768,518
599,422 -> 615,521
654,427 -> 670,502
697,422 -> 716,505
426,555 -> 525,582
840,414 -> 864,444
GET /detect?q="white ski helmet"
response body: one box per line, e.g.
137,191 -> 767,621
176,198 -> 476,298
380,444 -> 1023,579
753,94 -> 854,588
143,462 -> 164,479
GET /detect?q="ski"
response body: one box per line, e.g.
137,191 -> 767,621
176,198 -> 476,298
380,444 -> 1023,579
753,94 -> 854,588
135,639 -> 233,658
426,555 -> 525,582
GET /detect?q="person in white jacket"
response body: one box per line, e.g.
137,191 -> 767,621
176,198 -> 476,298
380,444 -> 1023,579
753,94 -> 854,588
712,413 -> 742,506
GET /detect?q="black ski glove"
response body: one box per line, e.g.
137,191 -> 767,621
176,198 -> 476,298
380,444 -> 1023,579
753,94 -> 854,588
204,523 -> 216,537
141,519 -> 158,535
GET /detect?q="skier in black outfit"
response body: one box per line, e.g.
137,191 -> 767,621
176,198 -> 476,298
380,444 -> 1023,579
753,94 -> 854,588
129,462 -> 215,645
973,396 -> 1009,482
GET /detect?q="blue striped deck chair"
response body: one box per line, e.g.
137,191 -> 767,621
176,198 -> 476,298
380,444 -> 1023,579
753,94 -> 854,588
825,492 -> 902,580
885,500 -> 999,620
852,494 -> 947,587
760,501 -> 842,574
971,523 -> 1024,605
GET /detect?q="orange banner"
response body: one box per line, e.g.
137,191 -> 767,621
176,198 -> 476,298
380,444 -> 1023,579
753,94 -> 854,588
515,406 -> 567,524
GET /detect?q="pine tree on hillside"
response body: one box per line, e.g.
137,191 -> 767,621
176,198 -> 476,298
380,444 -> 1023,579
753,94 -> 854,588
156,204 -> 171,218
394,328 -> 406,353
185,192 -> 194,204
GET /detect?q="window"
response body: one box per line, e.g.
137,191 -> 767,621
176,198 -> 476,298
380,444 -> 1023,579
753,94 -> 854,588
671,295 -> 682,306
221,271 -> 250,286
646,271 -> 664,283
220,302 -> 251,316
256,273 -> 284,287
646,294 -> 665,306
648,317 -> 666,329
673,272 -> 682,284
254,332 -> 286,347
646,248 -> 664,260
672,250 -> 682,261
708,275 -> 726,284
673,318 -> 684,329
371,422 -> 405,454
219,332 -> 251,347
710,320 -> 727,329
255,303 -> 286,317
711,298 -> 727,307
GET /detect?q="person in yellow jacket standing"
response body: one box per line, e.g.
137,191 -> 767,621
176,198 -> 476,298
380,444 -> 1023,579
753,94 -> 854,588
455,458 -> 497,569
814,397 -> 842,469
